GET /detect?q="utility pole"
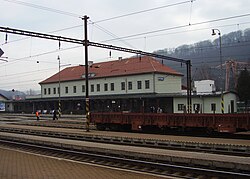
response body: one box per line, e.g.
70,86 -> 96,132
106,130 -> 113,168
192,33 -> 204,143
83,15 -> 90,132
186,60 -> 192,113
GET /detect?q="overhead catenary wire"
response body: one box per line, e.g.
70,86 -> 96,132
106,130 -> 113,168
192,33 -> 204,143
0,45 -> 82,68
188,0 -> 194,25
2,0 -> 191,22
2,0 -> 250,49
0,0 -> 192,47
90,22 -> 137,49
93,0 -> 192,23
0,67 -> 57,79
2,35 -> 250,70
2,0 -> 82,18
107,23 -> 242,43
103,13 -> 250,42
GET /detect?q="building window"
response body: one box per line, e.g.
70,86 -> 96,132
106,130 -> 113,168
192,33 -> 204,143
121,82 -> 125,90
97,84 -> 100,92
211,103 -> 216,112
104,83 -> 108,91
193,104 -> 200,113
73,86 -> 77,93
137,81 -> 142,89
145,80 -> 150,89
128,81 -> 132,90
82,85 -> 85,93
65,87 -> 68,94
110,83 -> 114,91
91,84 -> 94,92
48,88 -> 51,95
44,88 -> 47,95
53,88 -> 56,94
178,104 -> 184,111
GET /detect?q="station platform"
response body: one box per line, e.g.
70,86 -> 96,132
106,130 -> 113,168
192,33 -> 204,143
0,131 -> 249,173
0,147 -> 165,179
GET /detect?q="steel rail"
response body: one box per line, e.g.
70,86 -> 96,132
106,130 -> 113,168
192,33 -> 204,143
0,126 -> 249,156
0,138 -> 249,179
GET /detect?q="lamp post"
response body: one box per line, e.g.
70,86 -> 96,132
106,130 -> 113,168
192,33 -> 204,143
57,55 -> 71,117
212,29 -> 224,114
58,55 -> 61,117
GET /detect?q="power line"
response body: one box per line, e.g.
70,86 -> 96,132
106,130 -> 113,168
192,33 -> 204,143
1,25 -> 83,46
103,13 -> 250,42
0,80 -> 42,89
0,78 -> 43,86
3,0 -> 191,22
93,0 -> 191,23
91,22 -> 136,49
1,0 -> 191,49
107,21 -> 250,43
2,35 -> 250,70
0,67 -> 57,79
0,45 -> 82,68
2,0 -> 82,18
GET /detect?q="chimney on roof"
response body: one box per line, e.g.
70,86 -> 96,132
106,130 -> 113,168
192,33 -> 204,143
88,61 -> 93,66
118,57 -> 122,61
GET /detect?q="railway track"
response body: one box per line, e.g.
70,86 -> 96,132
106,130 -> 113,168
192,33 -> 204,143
7,120 -> 250,140
1,113 -> 250,139
0,125 -> 249,157
0,137 -> 249,179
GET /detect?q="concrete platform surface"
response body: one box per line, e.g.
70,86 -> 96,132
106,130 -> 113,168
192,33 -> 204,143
0,147 -> 167,179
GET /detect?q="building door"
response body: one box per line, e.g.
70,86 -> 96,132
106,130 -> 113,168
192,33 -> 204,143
230,100 -> 235,113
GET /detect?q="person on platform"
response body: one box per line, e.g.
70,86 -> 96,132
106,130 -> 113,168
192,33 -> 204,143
36,111 -> 40,121
53,109 -> 58,120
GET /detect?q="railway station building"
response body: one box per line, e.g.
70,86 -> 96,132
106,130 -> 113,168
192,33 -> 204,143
5,56 -> 238,114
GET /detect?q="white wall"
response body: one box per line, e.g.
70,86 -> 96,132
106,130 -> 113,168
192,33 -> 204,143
41,73 -> 182,98
173,93 -> 237,114
154,74 -> 182,93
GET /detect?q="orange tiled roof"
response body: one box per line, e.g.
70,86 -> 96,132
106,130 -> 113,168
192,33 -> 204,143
39,56 -> 183,84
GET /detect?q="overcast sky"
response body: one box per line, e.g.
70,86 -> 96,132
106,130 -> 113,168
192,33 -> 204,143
0,0 -> 250,92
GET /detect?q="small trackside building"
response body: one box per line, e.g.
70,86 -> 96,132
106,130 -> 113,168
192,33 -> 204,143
0,94 -> 8,112
173,92 -> 237,114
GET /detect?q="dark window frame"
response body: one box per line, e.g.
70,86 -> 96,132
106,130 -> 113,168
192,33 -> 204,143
97,84 -> 100,92
73,86 -> 77,93
145,80 -> 150,89
137,81 -> 142,89
128,81 -> 132,90
121,82 -> 125,90
104,83 -> 108,91
91,84 -> 94,92
110,83 -> 114,91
